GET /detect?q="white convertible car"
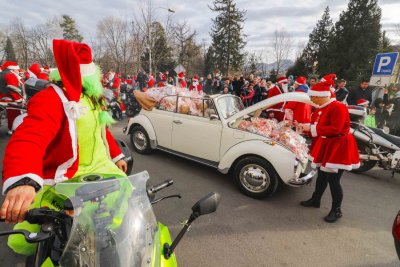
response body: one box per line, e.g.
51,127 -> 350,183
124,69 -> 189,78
125,92 -> 316,199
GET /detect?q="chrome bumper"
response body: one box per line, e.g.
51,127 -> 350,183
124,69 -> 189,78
289,170 -> 316,187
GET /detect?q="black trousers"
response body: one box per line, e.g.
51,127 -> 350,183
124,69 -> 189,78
313,169 -> 344,209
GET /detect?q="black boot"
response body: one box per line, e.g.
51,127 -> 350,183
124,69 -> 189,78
324,207 -> 342,223
300,194 -> 321,208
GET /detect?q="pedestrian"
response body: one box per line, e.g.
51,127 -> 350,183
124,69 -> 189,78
335,79 -> 349,103
252,77 -> 262,104
225,79 -> 233,94
232,75 -> 241,96
178,71 -> 187,88
0,61 -> 24,134
241,83 -> 254,107
347,79 -> 373,106
260,79 -> 268,100
309,77 -> 318,89
284,76 -> 312,124
203,74 -> 213,95
389,91 -> 400,136
267,76 -> 287,121
189,75 -> 202,92
299,77 -> 360,223
364,106 -> 377,128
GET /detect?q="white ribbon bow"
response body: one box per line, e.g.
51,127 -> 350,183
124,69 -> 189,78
63,101 -> 88,120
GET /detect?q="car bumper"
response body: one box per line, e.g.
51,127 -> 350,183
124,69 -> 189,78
288,169 -> 316,187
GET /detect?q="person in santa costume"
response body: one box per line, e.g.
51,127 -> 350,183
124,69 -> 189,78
299,78 -> 360,223
28,63 -> 49,80
266,76 -> 288,121
284,76 -> 312,124
189,75 -> 202,92
177,71 -> 187,88
0,61 -> 24,134
157,72 -> 167,87
1,39 -> 127,255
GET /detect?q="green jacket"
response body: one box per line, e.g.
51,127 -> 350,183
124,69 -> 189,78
364,115 -> 377,128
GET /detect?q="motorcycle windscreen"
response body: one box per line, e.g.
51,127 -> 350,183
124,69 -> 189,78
48,171 -> 160,267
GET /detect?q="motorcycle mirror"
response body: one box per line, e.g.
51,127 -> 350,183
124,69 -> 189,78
163,192 -> 221,260
191,192 -> 221,217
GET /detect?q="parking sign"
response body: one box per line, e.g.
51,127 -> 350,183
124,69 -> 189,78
372,52 -> 399,76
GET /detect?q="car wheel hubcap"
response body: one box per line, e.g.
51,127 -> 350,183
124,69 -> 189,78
240,164 -> 270,193
134,131 -> 147,151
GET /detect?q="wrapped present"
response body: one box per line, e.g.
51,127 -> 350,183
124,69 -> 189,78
238,117 -> 308,160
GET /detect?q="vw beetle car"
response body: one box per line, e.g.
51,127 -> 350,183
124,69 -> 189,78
125,92 -> 315,199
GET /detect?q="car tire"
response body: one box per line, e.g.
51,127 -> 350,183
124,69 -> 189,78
352,143 -> 377,173
232,156 -> 279,199
130,125 -> 153,154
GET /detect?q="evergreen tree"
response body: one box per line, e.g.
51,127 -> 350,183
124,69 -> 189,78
286,57 -> 308,77
142,22 -> 175,73
60,15 -> 83,42
209,0 -> 246,75
4,37 -> 16,62
204,45 -> 217,76
318,0 -> 382,80
299,7 -> 333,76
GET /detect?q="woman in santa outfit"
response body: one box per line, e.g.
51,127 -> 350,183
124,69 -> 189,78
299,79 -> 360,223
266,76 -> 288,121
189,75 -> 202,92
1,40 -> 127,255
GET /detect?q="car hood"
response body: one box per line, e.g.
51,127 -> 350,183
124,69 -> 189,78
226,92 -> 313,123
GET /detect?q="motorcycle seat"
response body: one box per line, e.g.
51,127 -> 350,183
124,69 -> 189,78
370,127 -> 400,147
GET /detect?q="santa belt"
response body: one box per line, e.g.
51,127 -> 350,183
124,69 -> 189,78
321,134 -> 345,139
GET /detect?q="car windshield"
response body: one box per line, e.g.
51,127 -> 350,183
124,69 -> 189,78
41,171 -> 159,267
217,95 -> 245,119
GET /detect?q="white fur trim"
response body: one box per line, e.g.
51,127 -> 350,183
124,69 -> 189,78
320,166 -> 338,173
308,89 -> 331,97
2,173 -> 43,195
7,65 -> 19,70
325,162 -> 361,171
112,153 -> 125,163
80,62 -> 96,77
277,78 -> 288,84
311,124 -> 318,137
52,85 -> 78,183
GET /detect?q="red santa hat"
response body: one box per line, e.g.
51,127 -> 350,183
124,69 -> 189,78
193,75 -> 199,82
178,71 -> 185,79
320,74 -> 336,86
357,99 -> 369,106
277,76 -> 288,84
43,66 -> 50,73
147,78 -> 156,88
161,73 -> 167,81
295,76 -> 307,85
308,81 -> 332,97
29,63 -> 42,78
2,61 -> 20,70
53,39 -> 97,102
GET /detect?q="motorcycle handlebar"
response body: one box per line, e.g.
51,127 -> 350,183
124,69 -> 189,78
147,180 -> 173,196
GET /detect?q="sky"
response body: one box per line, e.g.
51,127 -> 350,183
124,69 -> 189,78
1,0 -> 399,62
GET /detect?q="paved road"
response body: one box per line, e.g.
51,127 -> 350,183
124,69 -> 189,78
0,119 -> 399,267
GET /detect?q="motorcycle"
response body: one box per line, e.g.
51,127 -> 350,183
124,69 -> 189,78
104,88 -> 123,121
120,84 -> 141,118
0,171 -> 220,267
349,105 -> 400,175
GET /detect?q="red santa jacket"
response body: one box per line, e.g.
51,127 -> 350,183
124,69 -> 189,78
284,90 -> 312,123
189,83 -> 202,92
179,80 -> 187,88
112,76 -> 121,90
267,85 -> 284,120
309,99 -> 359,172
2,85 -> 124,193
37,72 -> 49,81
0,72 -> 23,102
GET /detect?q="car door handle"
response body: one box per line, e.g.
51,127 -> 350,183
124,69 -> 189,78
173,120 -> 182,124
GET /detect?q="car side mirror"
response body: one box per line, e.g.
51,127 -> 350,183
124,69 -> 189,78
191,192 -> 221,216
210,114 -> 219,121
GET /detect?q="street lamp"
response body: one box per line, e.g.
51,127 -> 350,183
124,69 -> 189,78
148,5 -> 175,75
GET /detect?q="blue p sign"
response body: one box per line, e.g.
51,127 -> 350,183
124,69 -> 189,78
372,52 -> 399,76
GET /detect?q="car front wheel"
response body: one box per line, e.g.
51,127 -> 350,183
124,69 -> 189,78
130,125 -> 153,154
232,156 -> 279,199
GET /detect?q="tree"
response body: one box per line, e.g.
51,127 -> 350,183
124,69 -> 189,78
28,24 -> 54,66
272,29 -> 291,75
318,0 -> 382,80
242,51 -> 261,77
297,7 -> 333,76
4,36 -> 16,61
142,21 -> 175,74
60,15 -> 83,42
209,0 -> 246,75
204,45 -> 217,76
10,19 -> 30,69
